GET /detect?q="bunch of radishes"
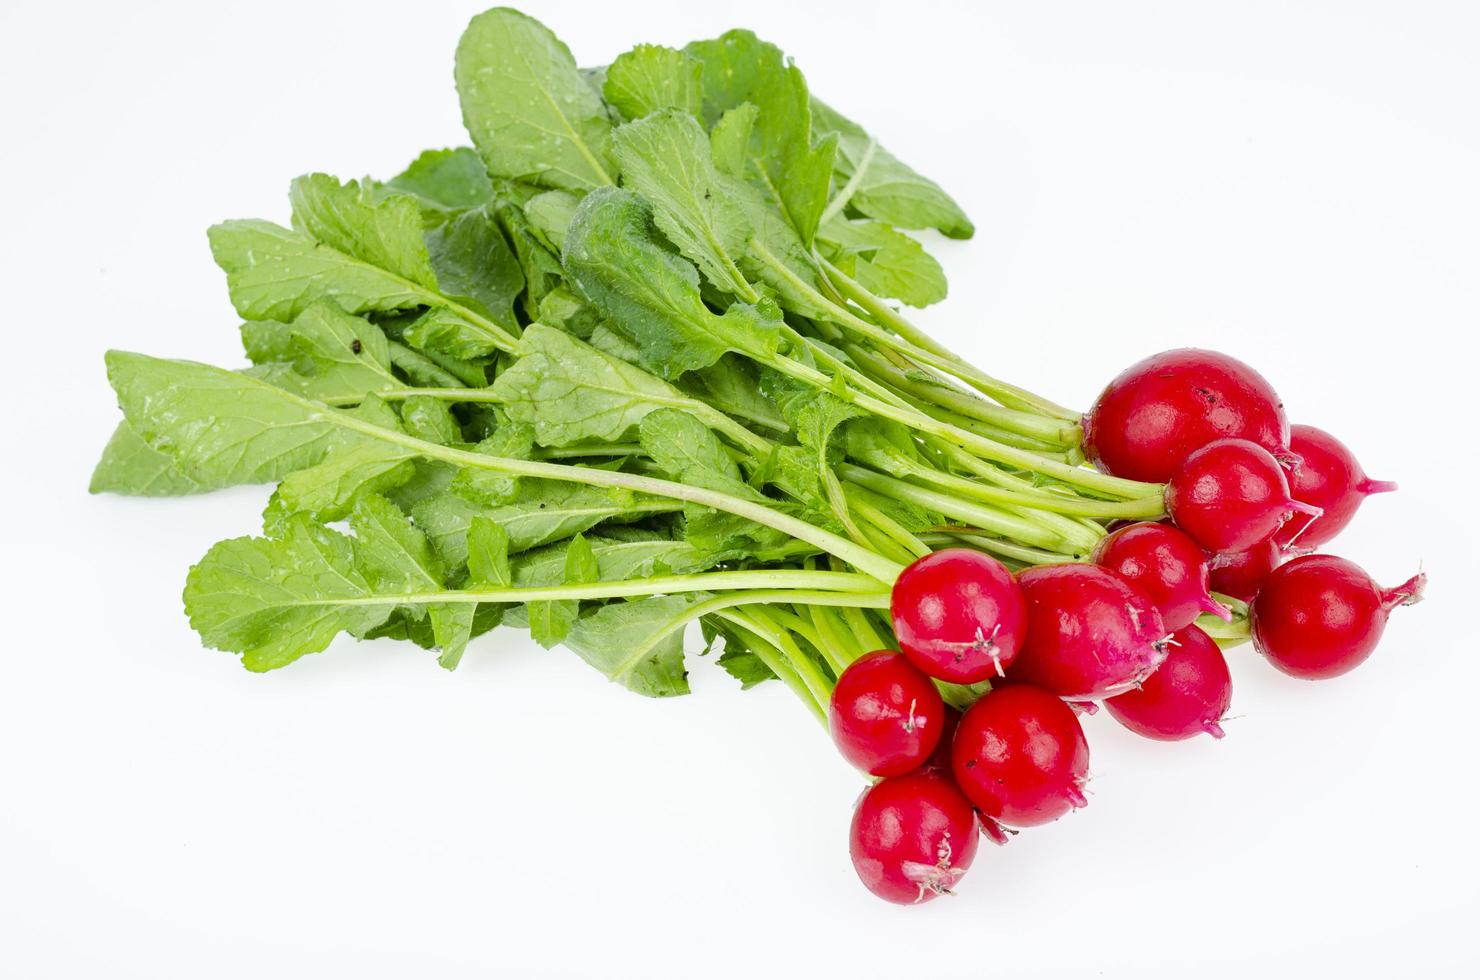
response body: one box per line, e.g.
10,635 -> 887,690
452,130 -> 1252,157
837,349 -> 1424,904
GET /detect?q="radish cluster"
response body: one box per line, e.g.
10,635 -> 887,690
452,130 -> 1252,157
836,348 -> 1423,905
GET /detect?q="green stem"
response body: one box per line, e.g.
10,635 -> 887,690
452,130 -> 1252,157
310,572 -> 889,608
847,343 -> 1082,446
898,457 -> 1166,520
840,466 -> 1071,551
747,606 -> 835,694
764,353 -> 1158,500
819,137 -> 878,226
320,405 -> 905,582
929,530 -> 1076,567
712,613 -> 826,723
816,255 -> 1081,421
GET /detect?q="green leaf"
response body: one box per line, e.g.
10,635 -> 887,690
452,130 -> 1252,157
528,532 -> 597,648
290,173 -> 440,288
819,217 -> 946,308
563,188 -> 784,379
678,354 -> 787,433
424,204 -> 523,335
511,529 -> 714,587
410,480 -> 680,570
387,148 -> 495,212
492,323 -> 716,446
455,8 -> 615,193
108,351 -> 349,488
638,409 -> 741,482
564,593 -> 711,697
399,306 -> 501,363
810,98 -> 974,239
349,494 -> 444,597
494,194 -> 567,318
714,625 -> 778,689
89,421 -> 222,497
183,517 -> 393,672
523,190 -> 580,253
208,219 -> 430,323
263,397 -> 418,531
466,516 -> 512,588
684,30 -> 836,245
450,425 -> 537,505
348,494 -> 479,668
400,396 -> 462,445
603,44 -> 703,121
611,110 -> 755,298
534,284 -> 600,338
286,303 -> 401,390
709,103 -> 758,178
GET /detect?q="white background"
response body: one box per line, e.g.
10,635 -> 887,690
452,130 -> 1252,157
2,1 -> 1477,977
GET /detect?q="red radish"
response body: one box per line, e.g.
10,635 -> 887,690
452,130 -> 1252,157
1166,439 -> 1321,553
1207,539 -> 1286,603
849,771 -> 980,904
1083,349 -> 1290,483
1093,521 -> 1230,630
829,651 -> 945,777
1251,555 -> 1426,679
1105,625 -> 1232,741
1009,564 -> 1169,699
951,684 -> 1090,827
1274,424 -> 1398,550
890,549 -> 1028,684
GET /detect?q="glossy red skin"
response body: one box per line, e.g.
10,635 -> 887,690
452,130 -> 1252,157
891,549 -> 1028,684
849,771 -> 981,904
1093,521 -> 1227,631
1009,564 -> 1169,700
1083,349 -> 1290,483
1274,425 -> 1397,550
1207,539 -> 1286,603
951,684 -> 1090,828
1251,555 -> 1423,679
828,651 -> 946,777
1106,625 -> 1232,740
1166,439 -> 1310,553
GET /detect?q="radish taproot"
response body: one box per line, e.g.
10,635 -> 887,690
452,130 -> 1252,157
1166,438 -> 1320,553
1093,521 -> 1229,630
890,549 -> 1028,683
1083,349 -> 1290,483
1251,555 -> 1426,679
1275,424 -> 1398,550
1105,625 -> 1232,740
849,771 -> 981,904
951,684 -> 1090,827
1009,563 -> 1169,699
828,651 -> 945,777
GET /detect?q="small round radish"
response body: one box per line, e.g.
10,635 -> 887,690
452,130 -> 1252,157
1207,539 -> 1286,603
849,771 -> 980,904
1251,555 -> 1426,679
1083,348 -> 1290,483
951,684 -> 1090,827
1166,438 -> 1321,553
1274,424 -> 1398,550
1009,563 -> 1169,699
1093,521 -> 1230,631
1105,625 -> 1232,740
829,651 -> 945,777
890,549 -> 1028,683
